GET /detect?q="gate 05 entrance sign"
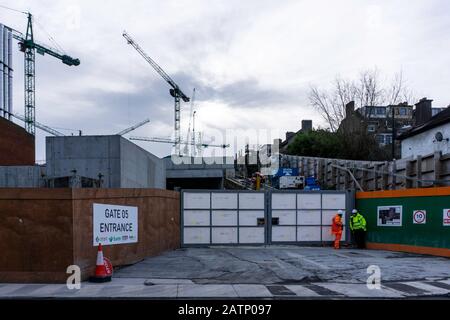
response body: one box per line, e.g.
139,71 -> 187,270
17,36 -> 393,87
93,203 -> 138,246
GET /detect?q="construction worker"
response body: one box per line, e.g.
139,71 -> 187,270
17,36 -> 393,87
350,209 -> 367,249
331,210 -> 344,249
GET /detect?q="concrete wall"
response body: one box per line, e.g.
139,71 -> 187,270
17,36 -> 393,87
120,137 -> 166,188
165,156 -> 234,190
0,165 -> 45,187
401,123 -> 450,158
0,188 -> 180,283
0,117 -> 35,165
46,135 -> 166,189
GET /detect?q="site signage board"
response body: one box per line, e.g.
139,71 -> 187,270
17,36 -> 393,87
93,203 -> 138,246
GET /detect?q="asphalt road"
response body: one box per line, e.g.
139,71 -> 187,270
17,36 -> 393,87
1,246 -> 449,299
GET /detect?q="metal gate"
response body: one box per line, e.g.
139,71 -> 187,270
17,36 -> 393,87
181,190 -> 354,246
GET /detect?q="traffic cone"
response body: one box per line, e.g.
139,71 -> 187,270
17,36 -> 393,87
89,243 -> 112,283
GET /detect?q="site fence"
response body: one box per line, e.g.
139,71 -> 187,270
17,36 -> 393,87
280,151 -> 450,191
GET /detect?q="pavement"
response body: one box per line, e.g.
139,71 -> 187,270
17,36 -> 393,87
1,246 -> 450,299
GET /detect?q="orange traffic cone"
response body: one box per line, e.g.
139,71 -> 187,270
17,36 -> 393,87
89,243 -> 113,283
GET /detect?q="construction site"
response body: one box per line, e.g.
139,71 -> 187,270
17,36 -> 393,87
0,2 -> 449,302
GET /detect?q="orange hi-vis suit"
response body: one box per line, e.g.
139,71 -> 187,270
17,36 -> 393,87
331,214 -> 343,249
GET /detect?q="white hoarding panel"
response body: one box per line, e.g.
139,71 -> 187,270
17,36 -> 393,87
322,210 -> 345,226
93,203 -> 138,246
322,193 -> 346,209
212,210 -> 238,226
272,210 -> 296,225
272,193 -> 296,209
184,227 -> 210,244
239,193 -> 265,209
297,226 -> 321,241
212,227 -> 238,244
321,226 -> 346,241
297,194 -> 321,209
239,227 -> 265,244
297,210 -> 321,225
184,210 -> 210,226
239,211 -> 265,226
271,226 -> 296,242
184,192 -> 210,209
212,193 -> 238,209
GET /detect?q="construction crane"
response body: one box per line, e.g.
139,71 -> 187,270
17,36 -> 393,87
0,107 -> 64,136
130,136 -> 230,149
184,88 -> 196,155
122,31 -> 189,155
116,118 -> 150,136
10,12 -> 80,135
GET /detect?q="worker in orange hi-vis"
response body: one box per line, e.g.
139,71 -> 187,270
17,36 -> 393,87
331,210 -> 344,249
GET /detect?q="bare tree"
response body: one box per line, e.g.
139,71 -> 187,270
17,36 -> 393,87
309,68 -> 415,131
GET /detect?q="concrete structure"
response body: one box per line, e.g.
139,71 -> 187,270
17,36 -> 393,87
399,106 -> 450,158
0,165 -> 45,187
165,156 -> 234,190
46,135 -> 166,188
0,117 -> 35,165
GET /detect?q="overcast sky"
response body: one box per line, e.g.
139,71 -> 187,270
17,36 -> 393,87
1,0 -> 450,160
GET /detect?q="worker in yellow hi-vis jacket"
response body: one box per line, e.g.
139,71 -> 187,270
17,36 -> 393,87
350,209 -> 367,249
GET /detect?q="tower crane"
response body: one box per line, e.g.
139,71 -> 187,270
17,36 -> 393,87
10,12 -> 80,135
122,31 -> 189,155
116,118 -> 150,136
130,136 -> 230,149
0,107 -> 64,136
184,88 -> 196,155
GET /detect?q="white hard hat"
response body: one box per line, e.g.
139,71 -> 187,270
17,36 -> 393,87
352,209 -> 358,214
338,210 -> 344,215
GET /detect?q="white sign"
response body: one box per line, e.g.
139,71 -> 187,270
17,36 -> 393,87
93,203 -> 138,246
413,210 -> 426,224
443,209 -> 450,226
377,205 -> 402,226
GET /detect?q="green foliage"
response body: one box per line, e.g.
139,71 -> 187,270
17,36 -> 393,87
287,129 -> 390,161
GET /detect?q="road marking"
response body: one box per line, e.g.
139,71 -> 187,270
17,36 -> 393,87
383,282 -> 430,296
266,285 -> 296,296
304,283 -> 343,296
424,281 -> 450,291
405,281 -> 450,295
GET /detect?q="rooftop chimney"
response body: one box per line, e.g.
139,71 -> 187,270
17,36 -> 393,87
415,97 -> 433,126
345,101 -> 355,117
301,120 -> 312,132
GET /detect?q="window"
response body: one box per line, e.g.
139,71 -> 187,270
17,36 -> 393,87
385,135 -> 392,144
399,108 -> 407,116
376,135 -> 385,144
367,124 -> 376,132
376,107 -> 386,115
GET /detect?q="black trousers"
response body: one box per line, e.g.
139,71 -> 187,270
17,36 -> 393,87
353,229 -> 366,249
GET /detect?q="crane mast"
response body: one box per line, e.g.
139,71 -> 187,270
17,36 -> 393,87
11,12 -> 80,135
123,31 -> 189,155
